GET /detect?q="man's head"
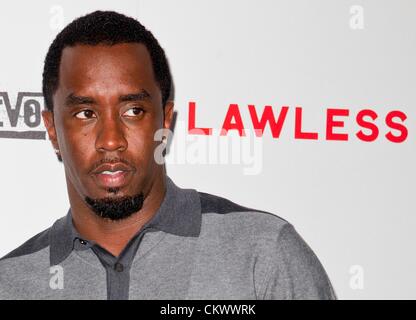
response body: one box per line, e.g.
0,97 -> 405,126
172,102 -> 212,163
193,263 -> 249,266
41,11 -> 174,221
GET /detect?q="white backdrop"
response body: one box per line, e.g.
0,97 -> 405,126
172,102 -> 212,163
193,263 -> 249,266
0,0 -> 414,299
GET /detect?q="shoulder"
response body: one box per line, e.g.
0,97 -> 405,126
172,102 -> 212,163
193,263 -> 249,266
0,227 -> 51,262
199,192 -> 292,249
0,227 -> 51,278
198,191 -> 290,240
196,191 -> 335,299
0,227 -> 53,299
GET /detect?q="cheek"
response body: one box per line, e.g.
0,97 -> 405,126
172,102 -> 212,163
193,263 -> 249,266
57,123 -> 95,169
126,126 -> 159,166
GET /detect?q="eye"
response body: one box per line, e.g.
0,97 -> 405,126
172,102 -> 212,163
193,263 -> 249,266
123,107 -> 144,117
74,109 -> 96,119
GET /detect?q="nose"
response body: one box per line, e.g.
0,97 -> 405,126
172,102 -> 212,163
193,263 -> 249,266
95,114 -> 128,153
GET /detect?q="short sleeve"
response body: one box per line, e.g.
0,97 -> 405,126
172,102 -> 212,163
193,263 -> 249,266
262,223 -> 337,300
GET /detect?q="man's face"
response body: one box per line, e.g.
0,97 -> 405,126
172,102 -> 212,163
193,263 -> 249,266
42,43 -> 173,219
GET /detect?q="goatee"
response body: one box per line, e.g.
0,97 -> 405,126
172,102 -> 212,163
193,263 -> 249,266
85,191 -> 144,221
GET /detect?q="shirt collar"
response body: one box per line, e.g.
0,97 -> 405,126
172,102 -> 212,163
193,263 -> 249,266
49,176 -> 201,266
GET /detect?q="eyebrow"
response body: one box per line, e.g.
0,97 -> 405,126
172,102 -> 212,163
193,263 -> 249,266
119,90 -> 151,103
64,89 -> 152,107
65,93 -> 95,107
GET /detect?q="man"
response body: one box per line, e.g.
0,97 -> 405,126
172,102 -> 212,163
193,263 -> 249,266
0,11 -> 336,300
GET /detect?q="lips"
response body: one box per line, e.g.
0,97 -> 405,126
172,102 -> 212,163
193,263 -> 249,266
91,162 -> 134,189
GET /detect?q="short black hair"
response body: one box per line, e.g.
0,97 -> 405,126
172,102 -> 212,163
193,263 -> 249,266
42,10 -> 172,112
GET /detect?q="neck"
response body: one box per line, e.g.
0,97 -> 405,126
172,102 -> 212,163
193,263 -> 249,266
68,174 -> 167,257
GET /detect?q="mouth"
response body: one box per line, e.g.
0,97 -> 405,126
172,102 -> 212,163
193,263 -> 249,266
90,162 -> 135,189
92,170 -> 133,189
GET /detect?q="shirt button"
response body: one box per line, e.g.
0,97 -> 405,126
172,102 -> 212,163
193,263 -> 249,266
79,239 -> 87,245
114,262 -> 124,272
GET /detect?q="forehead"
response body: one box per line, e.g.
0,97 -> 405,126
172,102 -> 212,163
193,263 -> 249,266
58,43 -> 157,94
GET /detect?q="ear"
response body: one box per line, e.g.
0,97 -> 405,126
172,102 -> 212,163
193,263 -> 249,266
163,100 -> 174,130
42,110 -> 59,150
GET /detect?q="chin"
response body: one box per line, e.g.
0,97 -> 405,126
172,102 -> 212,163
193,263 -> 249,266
106,187 -> 122,195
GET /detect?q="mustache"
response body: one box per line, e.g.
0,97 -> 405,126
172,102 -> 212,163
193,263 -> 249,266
89,157 -> 136,174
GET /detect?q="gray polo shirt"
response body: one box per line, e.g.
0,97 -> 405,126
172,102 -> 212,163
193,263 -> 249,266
0,177 -> 336,300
